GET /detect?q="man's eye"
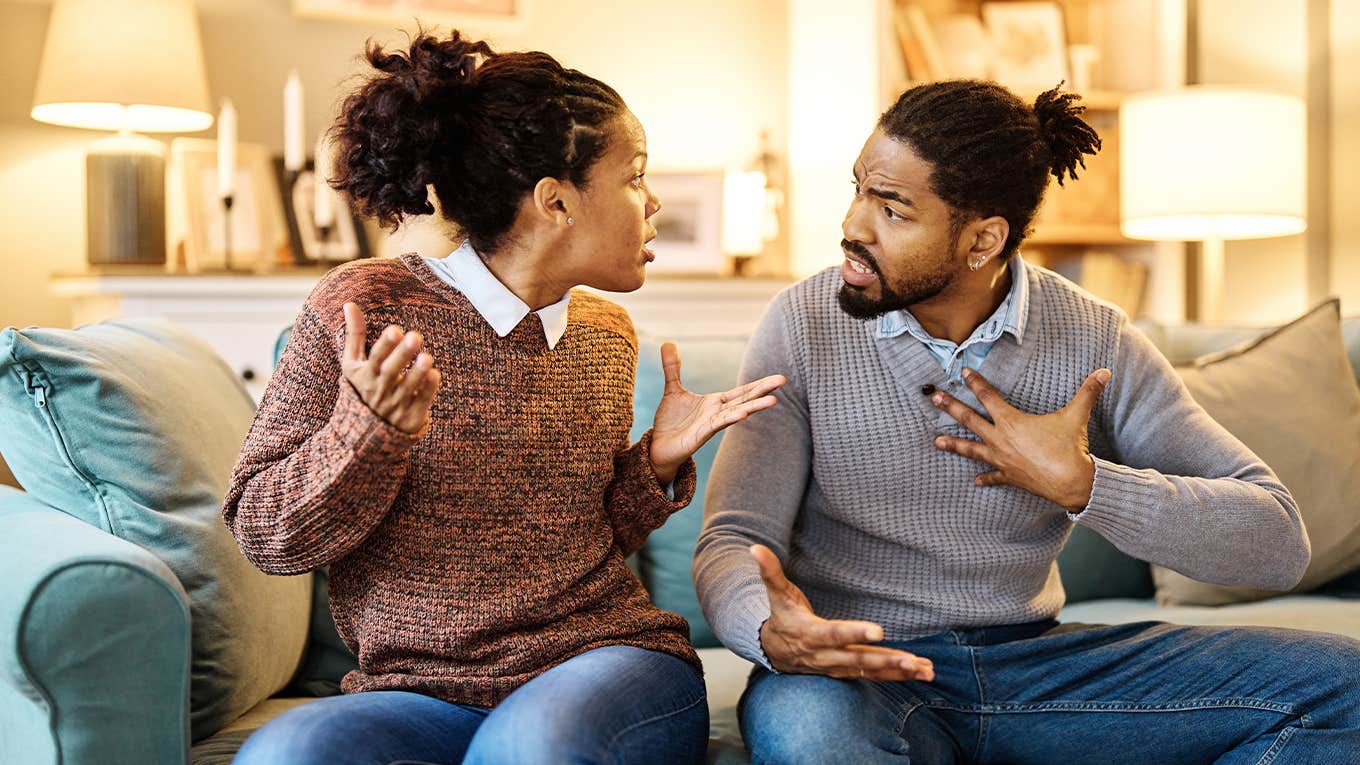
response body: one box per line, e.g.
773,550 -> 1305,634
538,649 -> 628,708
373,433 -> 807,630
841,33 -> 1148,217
884,206 -> 900,220
851,180 -> 861,195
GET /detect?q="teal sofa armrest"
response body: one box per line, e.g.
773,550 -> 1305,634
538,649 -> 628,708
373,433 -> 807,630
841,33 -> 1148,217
0,486 -> 192,765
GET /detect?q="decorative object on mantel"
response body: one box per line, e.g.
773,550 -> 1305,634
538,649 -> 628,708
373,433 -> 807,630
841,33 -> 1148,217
1120,87 -> 1306,322
167,138 -> 287,274
980,1 -> 1070,93
273,136 -> 373,266
721,131 -> 783,276
641,172 -> 726,276
30,0 -> 214,267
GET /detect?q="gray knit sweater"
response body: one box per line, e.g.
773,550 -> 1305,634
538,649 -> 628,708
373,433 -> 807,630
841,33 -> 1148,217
693,265 -> 1309,668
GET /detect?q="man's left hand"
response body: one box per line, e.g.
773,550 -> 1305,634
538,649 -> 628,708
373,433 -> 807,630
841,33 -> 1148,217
931,367 -> 1110,512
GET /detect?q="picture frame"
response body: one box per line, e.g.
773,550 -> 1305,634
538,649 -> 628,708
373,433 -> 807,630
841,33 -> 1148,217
274,158 -> 373,266
643,171 -> 725,275
980,1 -> 1070,93
292,0 -> 528,34
167,137 -> 286,273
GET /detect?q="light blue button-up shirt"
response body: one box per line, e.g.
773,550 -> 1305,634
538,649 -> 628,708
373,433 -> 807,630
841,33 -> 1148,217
876,253 -> 1029,381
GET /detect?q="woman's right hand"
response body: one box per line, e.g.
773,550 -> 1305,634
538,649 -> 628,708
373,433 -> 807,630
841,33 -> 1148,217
341,302 -> 442,436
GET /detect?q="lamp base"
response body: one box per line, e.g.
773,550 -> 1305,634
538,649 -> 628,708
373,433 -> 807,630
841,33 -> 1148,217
85,133 -> 166,266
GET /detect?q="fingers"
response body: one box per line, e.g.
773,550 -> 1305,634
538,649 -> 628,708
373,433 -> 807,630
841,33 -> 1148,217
930,390 -> 995,438
714,395 -> 778,430
802,618 -> 884,647
975,470 -> 1009,487
342,302 -> 367,362
367,324 -> 405,369
393,352 -> 434,401
720,374 -> 787,405
379,331 -> 424,382
812,645 -> 936,681
934,434 -> 997,467
660,342 -> 683,395
750,544 -> 793,596
960,367 -> 1012,419
1067,368 -> 1112,418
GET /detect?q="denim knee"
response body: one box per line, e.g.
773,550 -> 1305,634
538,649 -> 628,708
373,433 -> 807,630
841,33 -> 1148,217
740,672 -> 910,764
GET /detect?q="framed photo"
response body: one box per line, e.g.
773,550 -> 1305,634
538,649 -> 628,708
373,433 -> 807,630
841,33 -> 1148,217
167,138 -> 286,273
644,172 -> 725,275
274,158 -> 373,266
292,0 -> 528,33
980,1 -> 1070,92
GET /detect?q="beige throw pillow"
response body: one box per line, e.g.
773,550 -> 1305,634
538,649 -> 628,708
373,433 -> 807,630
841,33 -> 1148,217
1152,299 -> 1360,606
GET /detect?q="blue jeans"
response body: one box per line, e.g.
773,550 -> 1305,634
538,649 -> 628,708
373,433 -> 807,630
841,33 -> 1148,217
233,645 -> 708,765
740,620 -> 1360,764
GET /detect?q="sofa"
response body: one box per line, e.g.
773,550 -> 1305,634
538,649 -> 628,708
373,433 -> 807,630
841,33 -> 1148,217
3,302 -> 1358,765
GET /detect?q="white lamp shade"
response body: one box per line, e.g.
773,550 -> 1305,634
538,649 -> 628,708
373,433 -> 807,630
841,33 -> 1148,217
722,171 -> 768,256
31,0 -> 213,133
1120,87 -> 1306,241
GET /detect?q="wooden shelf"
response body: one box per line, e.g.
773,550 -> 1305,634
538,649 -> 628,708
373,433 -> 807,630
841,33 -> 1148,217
1028,223 -> 1132,246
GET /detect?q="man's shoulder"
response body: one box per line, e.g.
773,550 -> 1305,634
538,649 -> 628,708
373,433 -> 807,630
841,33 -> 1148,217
1025,260 -> 1130,339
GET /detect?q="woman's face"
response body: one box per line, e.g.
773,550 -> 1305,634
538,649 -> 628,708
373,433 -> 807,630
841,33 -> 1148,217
565,110 -> 660,293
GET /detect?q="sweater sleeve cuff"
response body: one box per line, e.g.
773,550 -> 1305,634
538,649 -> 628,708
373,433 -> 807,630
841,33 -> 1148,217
330,378 -> 422,462
713,589 -> 777,670
1070,456 -> 1163,549
636,429 -> 697,507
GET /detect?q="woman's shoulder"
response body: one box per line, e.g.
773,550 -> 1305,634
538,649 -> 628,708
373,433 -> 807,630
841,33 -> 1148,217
567,289 -> 636,350
304,256 -> 429,327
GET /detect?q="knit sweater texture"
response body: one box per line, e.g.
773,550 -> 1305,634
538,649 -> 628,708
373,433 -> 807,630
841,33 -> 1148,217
223,254 -> 700,707
693,265 -> 1310,668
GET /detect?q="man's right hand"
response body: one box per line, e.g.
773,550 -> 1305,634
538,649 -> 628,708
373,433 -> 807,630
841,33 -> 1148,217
341,302 -> 442,436
752,544 -> 934,682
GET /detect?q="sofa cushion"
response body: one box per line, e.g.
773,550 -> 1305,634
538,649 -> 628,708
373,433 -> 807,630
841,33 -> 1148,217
0,319 -> 311,741
1152,300 -> 1360,606
633,336 -> 751,649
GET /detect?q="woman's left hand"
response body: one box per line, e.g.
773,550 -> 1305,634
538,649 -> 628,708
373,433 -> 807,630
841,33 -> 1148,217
649,342 -> 786,485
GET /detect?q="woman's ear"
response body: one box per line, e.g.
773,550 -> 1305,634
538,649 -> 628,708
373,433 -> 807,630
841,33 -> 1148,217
532,177 -> 580,228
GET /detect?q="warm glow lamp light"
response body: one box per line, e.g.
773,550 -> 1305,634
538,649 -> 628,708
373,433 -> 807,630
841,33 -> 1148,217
31,0 -> 213,265
1120,86 -> 1306,322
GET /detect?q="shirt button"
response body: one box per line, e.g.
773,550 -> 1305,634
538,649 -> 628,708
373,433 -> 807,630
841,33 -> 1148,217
921,384 -> 936,395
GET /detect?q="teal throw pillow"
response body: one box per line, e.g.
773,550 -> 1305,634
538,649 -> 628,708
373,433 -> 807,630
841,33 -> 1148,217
0,319 -> 311,741
632,336 -> 751,649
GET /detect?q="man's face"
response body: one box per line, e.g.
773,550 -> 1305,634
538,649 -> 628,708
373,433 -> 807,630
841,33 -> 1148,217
838,129 -> 966,320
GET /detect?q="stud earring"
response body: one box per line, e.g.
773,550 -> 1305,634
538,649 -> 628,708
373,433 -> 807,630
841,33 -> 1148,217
969,256 -> 987,272
566,216 -> 574,226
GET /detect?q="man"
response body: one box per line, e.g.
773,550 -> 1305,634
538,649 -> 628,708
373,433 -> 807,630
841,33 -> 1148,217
693,80 -> 1360,764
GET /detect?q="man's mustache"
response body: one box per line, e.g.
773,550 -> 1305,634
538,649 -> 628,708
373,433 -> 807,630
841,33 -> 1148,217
841,239 -> 880,274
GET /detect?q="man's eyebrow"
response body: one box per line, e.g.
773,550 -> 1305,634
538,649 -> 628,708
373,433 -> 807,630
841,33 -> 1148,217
865,186 -> 915,208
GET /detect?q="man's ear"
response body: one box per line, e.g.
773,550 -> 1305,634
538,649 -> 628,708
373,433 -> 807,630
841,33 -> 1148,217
965,216 -> 1009,262
531,176 -> 580,227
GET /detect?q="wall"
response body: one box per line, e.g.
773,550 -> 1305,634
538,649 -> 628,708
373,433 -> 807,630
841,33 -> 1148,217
0,0 -> 788,330
1334,0 -> 1360,312
1195,0 -> 1309,324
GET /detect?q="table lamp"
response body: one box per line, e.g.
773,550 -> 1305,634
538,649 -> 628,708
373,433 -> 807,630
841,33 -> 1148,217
31,0 -> 213,266
1120,86 -> 1306,322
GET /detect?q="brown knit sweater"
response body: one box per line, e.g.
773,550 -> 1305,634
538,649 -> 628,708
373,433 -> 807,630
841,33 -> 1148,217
222,254 -> 700,708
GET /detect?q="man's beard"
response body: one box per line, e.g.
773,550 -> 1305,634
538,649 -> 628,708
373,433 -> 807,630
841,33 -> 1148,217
836,239 -> 954,320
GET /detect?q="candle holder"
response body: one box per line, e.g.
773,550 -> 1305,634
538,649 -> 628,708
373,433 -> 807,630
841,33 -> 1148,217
221,194 -> 236,271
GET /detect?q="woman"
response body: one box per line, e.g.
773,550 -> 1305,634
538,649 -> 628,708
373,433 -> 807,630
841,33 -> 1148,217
225,30 -> 784,765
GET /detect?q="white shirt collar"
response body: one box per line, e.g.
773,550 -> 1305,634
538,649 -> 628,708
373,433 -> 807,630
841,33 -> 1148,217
422,240 -> 571,349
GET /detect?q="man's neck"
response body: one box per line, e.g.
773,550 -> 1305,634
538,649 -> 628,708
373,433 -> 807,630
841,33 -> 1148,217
909,261 -> 1012,345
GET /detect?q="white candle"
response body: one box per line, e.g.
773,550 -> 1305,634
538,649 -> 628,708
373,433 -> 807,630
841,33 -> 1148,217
283,70 -> 304,172
216,99 -> 237,199
313,134 -> 335,229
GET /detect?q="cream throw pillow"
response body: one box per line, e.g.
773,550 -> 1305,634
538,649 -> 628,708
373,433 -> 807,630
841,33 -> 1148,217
1152,299 -> 1360,606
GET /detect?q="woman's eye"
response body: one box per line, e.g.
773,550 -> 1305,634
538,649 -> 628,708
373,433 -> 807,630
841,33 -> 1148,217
631,173 -> 646,188
851,180 -> 861,196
